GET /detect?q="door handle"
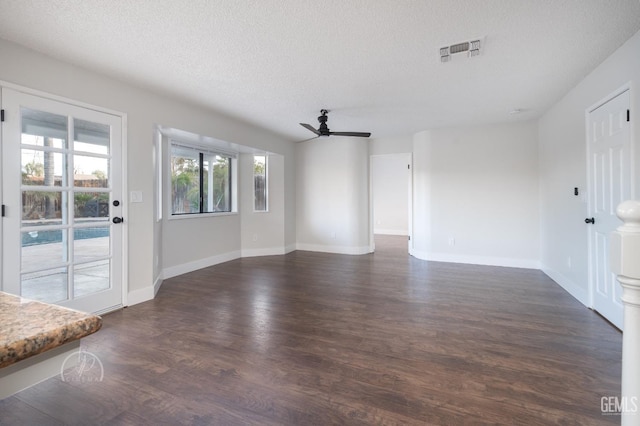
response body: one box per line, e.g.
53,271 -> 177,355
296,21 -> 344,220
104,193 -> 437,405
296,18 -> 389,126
585,217 -> 595,224
112,217 -> 124,224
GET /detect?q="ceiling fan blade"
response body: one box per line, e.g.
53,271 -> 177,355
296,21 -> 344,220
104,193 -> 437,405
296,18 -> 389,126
295,135 -> 321,143
300,123 -> 320,135
329,131 -> 372,138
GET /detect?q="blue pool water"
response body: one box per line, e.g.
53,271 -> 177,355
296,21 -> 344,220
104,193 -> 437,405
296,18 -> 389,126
22,228 -> 109,247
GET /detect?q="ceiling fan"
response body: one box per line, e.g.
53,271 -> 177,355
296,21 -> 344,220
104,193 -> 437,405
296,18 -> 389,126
300,109 -> 371,138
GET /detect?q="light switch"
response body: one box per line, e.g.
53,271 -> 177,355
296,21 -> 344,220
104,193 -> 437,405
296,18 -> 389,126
130,191 -> 143,203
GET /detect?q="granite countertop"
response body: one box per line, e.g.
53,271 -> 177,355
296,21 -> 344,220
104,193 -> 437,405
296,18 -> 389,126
0,292 -> 102,368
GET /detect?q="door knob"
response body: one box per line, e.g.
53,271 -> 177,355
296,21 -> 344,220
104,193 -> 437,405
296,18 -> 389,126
585,217 -> 595,224
112,217 -> 124,224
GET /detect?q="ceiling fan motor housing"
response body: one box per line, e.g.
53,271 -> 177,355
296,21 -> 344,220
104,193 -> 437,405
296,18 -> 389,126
318,110 -> 330,135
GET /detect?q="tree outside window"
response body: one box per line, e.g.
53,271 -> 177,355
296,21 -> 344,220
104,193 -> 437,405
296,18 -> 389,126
170,144 -> 231,215
254,155 -> 267,211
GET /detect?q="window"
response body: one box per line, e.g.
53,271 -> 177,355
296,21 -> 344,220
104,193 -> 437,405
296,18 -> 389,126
155,129 -> 163,221
170,142 -> 232,215
254,155 -> 267,211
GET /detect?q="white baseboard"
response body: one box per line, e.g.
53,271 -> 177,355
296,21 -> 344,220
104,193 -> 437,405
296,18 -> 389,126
125,275 -> 163,307
541,266 -> 589,307
162,246 -> 293,281
162,250 -> 241,279
241,247 -> 286,258
126,285 -> 155,307
411,250 -> 541,269
153,275 -> 163,296
296,243 -> 372,255
373,229 -> 408,236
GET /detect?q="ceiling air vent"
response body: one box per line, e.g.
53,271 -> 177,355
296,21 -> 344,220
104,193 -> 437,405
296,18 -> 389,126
440,38 -> 483,63
450,42 -> 469,54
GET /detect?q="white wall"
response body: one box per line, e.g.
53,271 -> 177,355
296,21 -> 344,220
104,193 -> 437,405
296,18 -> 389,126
369,136 -> 413,156
371,154 -> 410,235
283,151 -> 297,252
296,137 -> 371,254
162,214 -> 241,277
538,29 -> 640,306
240,153 -> 288,257
0,38 -> 294,305
412,131 -> 433,256
412,121 -> 540,268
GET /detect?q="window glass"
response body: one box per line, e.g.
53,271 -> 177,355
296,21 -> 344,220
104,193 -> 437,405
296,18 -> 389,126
204,155 -> 230,213
170,143 -> 232,215
254,155 -> 267,211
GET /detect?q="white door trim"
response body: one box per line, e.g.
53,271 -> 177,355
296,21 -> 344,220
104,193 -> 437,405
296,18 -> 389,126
0,81 -> 128,311
0,80 -> 126,118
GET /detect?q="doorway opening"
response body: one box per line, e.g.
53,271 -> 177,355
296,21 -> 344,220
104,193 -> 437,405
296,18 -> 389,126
370,153 -> 412,255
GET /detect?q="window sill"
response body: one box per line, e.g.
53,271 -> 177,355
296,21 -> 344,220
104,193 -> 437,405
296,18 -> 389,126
168,212 -> 238,221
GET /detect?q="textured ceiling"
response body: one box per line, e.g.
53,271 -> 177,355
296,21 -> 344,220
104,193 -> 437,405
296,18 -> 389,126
0,0 -> 639,141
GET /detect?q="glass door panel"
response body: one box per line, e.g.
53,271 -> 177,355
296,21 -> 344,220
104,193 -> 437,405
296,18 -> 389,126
74,261 -> 110,298
21,190 -> 68,226
21,108 -> 68,148
21,150 -> 66,187
74,119 -> 110,153
74,192 -> 110,223
73,226 -> 110,262
21,229 -> 68,271
73,156 -> 109,187
21,267 -> 69,303
2,88 -> 123,314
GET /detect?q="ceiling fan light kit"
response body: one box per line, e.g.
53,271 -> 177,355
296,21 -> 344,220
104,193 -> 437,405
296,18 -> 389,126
300,110 -> 371,138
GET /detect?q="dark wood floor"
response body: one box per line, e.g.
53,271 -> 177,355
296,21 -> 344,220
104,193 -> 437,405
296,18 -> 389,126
0,236 -> 622,425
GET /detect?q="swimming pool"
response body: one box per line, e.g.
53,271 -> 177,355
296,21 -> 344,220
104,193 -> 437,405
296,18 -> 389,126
22,228 -> 109,247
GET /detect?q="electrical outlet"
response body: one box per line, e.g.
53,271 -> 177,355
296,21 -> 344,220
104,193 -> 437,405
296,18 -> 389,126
448,237 -> 455,247
331,231 -> 336,239
252,234 -> 258,242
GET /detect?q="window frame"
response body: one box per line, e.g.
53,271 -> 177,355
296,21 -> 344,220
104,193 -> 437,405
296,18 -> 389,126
253,154 -> 268,212
168,140 -> 236,218
154,129 -> 163,222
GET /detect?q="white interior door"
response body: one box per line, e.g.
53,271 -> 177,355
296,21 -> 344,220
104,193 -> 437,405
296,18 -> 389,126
587,89 -> 631,330
1,88 -> 124,314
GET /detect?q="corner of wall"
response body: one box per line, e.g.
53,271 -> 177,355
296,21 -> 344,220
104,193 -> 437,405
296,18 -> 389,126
126,286 -> 156,307
540,265 -> 589,307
